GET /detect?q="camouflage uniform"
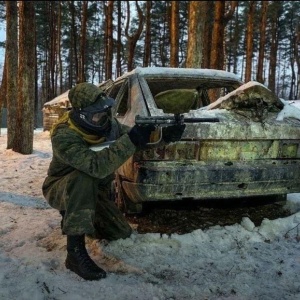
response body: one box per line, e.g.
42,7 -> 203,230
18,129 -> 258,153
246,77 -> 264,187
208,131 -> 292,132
42,84 -> 136,240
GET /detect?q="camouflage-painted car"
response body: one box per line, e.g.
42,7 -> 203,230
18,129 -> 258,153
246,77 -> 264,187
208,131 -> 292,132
99,67 -> 300,213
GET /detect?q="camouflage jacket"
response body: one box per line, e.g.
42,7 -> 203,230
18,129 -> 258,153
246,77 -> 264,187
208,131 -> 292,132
46,117 -> 136,179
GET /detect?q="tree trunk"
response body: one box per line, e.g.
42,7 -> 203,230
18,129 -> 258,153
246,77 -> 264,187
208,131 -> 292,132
294,23 -> 300,99
225,3 -> 240,74
143,1 -> 152,67
256,1 -> 268,84
49,2 -> 57,100
232,6 -> 240,74
125,0 -> 144,71
116,1 -> 122,77
69,1 -> 78,84
210,1 -> 225,70
79,1 -> 88,83
169,1 -> 179,67
14,1 -> 35,154
202,1 -> 214,68
186,1 -> 206,68
6,1 -> 18,149
0,57 -> 7,135
268,2 -> 281,93
210,1 -> 237,70
289,36 -> 296,99
244,1 -> 256,82
58,1 -> 63,93
105,1 -> 113,80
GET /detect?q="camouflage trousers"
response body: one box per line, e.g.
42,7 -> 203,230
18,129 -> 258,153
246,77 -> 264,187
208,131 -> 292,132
42,170 -> 132,240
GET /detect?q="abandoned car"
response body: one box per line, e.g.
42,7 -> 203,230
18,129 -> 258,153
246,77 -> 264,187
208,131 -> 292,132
91,67 -> 300,213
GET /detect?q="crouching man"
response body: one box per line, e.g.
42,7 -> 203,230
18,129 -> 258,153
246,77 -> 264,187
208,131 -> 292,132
42,82 -> 185,280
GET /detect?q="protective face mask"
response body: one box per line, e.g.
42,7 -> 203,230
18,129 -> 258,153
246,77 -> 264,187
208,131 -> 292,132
91,110 -> 109,126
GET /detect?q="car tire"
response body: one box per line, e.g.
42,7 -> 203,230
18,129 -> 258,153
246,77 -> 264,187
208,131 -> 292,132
114,174 -> 143,214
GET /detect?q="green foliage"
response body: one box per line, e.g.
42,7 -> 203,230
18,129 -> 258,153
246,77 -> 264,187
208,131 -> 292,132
0,0 -> 298,103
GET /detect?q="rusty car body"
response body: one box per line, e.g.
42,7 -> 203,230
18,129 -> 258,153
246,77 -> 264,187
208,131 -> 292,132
95,67 -> 300,213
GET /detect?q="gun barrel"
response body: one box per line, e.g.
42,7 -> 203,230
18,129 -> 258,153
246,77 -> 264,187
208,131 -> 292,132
135,115 -> 177,125
184,117 -> 219,123
135,115 -> 219,125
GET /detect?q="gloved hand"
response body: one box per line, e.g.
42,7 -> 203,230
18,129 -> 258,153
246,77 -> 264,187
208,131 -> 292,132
128,124 -> 156,149
162,124 -> 186,143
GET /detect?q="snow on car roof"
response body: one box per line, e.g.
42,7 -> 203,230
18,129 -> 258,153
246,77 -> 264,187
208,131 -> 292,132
118,67 -> 243,82
44,68 -> 242,107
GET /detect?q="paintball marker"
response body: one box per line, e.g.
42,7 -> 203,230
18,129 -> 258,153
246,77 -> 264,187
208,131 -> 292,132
135,113 -> 219,145
135,114 -> 219,127
90,114 -> 220,151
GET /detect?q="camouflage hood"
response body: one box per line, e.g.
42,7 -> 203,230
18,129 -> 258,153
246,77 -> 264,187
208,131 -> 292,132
68,82 -> 104,109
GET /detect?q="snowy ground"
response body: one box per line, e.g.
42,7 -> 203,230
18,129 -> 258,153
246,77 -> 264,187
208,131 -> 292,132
0,129 -> 300,300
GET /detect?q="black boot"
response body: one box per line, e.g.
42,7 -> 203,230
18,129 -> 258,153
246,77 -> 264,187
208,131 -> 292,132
65,235 -> 106,280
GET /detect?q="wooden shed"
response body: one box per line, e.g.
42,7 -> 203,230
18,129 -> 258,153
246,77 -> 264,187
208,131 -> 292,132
42,90 -> 71,131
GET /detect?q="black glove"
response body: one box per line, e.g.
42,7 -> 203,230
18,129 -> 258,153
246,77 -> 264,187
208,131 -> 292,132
128,124 -> 155,149
162,124 -> 186,143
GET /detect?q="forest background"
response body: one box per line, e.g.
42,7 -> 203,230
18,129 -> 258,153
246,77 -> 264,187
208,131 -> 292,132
0,1 -> 299,154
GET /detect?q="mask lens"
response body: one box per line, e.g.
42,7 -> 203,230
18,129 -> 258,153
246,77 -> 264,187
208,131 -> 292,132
91,111 -> 108,126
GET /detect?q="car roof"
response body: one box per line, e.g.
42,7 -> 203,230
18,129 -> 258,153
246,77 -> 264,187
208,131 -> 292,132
117,67 -> 243,82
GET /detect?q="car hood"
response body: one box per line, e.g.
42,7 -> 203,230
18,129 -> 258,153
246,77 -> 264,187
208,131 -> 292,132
176,81 -> 300,140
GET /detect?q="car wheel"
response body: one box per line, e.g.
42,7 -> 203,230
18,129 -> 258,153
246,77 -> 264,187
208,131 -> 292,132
114,174 -> 143,214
